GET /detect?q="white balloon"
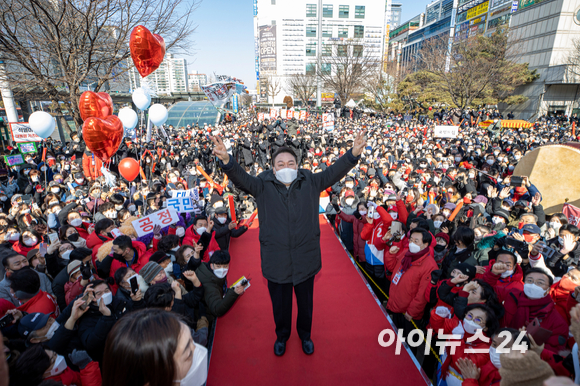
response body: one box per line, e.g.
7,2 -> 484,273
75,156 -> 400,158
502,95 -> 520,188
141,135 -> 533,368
132,88 -> 151,110
149,104 -> 168,126
28,111 -> 55,139
118,107 -> 138,130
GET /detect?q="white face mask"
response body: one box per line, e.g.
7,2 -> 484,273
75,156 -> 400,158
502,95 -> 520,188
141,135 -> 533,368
61,250 -> 72,260
500,269 -> 514,278
487,159 -> 494,165
196,227 -> 206,235
8,233 -> 20,241
50,354 -> 68,376
176,227 -> 185,237
345,198 -> 355,206
128,204 -> 136,212
359,210 -> 367,216
45,321 -> 60,341
275,168 -> 298,184
24,237 -> 38,246
434,221 -> 443,228
217,217 -> 227,224
549,221 -> 561,230
51,188 -> 60,194
489,346 -> 502,368
492,217 -> 504,225
389,212 -> 398,220
463,319 -> 482,335
523,283 -> 546,299
98,291 -> 113,306
115,205 -> 124,211
558,236 -> 564,245
174,342 -> 208,386
408,242 -> 421,253
213,267 -> 228,279
70,218 -> 82,227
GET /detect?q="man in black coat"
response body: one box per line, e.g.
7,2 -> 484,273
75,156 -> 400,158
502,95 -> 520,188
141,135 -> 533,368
210,131 -> 366,356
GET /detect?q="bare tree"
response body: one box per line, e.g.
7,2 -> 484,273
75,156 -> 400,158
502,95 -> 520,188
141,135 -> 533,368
363,63 -> 410,112
240,93 -> 253,107
286,73 -> 316,107
0,0 -> 199,134
567,38 -> 580,78
316,40 -> 380,104
264,76 -> 282,106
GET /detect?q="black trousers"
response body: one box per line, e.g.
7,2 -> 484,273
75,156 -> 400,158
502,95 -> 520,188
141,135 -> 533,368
267,276 -> 314,342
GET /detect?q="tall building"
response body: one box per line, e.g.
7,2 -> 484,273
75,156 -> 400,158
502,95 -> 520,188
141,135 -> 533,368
253,0 -> 392,104
391,3 -> 403,28
188,71 -> 208,92
129,53 -> 189,94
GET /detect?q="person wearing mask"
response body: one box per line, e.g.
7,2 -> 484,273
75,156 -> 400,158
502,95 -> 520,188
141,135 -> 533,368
102,309 -> 208,386
98,235 -> 152,279
211,131 -> 365,357
18,312 -> 60,345
335,201 -> 368,263
481,251 -> 524,293
0,250 -> 53,306
113,267 -> 145,311
383,228 -> 437,337
212,206 -> 248,251
176,244 -> 204,291
549,268 -> 580,324
10,267 -> 58,317
441,227 -> 476,277
86,218 -> 115,260
183,216 -> 220,262
50,248 -> 93,313
12,229 -> 42,256
195,250 -> 245,320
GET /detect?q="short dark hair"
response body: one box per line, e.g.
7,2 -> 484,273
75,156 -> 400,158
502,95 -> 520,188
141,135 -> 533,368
144,283 -> 174,308
10,344 -> 50,385
95,218 -> 115,235
10,268 -> 40,295
464,303 -> 500,336
560,224 -> 579,237
113,235 -> 133,251
272,146 -> 297,164
109,194 -> 125,205
114,266 -> 130,287
496,250 -> 517,266
157,235 -> 180,253
453,226 -> 475,247
210,250 -> 231,265
98,202 -> 115,214
410,228 -> 432,246
175,245 -> 195,266
524,267 -> 554,286
410,217 -> 430,231
193,215 -> 207,226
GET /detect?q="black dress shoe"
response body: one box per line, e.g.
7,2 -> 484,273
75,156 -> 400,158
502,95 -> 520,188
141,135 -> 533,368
274,340 -> 286,356
302,339 -> 314,355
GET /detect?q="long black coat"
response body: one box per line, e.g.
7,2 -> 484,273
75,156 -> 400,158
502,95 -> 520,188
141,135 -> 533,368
222,150 -> 359,285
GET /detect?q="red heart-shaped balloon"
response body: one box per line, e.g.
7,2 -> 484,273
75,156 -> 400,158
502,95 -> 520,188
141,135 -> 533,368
79,91 -> 113,121
82,116 -> 124,162
130,25 -> 166,78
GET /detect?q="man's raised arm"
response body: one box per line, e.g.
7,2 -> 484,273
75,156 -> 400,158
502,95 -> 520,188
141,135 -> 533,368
210,136 -> 263,197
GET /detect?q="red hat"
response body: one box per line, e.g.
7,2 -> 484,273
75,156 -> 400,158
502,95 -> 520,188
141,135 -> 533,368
435,232 -> 450,244
344,190 -> 355,198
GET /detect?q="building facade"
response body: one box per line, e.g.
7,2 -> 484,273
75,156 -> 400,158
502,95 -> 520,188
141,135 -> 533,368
129,53 -> 189,94
188,72 -> 208,92
253,0 -> 396,104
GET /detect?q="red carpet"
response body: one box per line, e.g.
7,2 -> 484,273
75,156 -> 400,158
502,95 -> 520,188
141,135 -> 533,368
207,215 -> 430,386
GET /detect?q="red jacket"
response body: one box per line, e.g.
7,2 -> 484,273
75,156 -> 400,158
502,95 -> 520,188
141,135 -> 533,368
12,241 -> 35,256
183,227 -> 220,262
479,259 -> 524,301
549,277 -> 577,324
109,241 -> 153,277
17,290 -> 59,318
74,226 -> 90,241
430,311 -> 491,382
383,243 -> 437,319
82,153 -> 103,180
337,211 -> 367,262
47,361 -> 102,386
501,289 -> 569,353
463,361 -> 501,386
87,231 -> 112,266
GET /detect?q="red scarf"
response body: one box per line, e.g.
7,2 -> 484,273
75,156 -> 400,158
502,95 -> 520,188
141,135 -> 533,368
401,248 -> 429,272
510,291 -> 554,328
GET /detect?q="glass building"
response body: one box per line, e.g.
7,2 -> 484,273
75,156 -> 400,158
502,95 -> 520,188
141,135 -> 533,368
165,101 -> 220,128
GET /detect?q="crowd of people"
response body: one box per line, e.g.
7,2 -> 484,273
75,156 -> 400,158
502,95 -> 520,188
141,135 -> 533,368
0,105 -> 577,385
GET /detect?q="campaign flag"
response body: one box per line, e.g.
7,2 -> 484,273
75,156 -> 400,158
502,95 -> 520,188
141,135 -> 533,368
563,203 -> 580,226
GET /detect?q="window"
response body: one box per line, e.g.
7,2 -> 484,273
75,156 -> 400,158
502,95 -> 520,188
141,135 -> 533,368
337,45 -> 347,56
322,44 -> 332,56
306,24 -> 317,37
322,26 -> 332,37
338,27 -> 348,38
306,63 -> 316,75
306,4 -> 317,17
355,6 -> 365,19
272,20 -> 276,25
575,7 -> 580,25
306,43 -> 316,56
271,0 -> 275,4
354,25 -> 364,38
339,5 -> 349,18
321,63 -> 331,74
323,4 -> 333,17
353,45 -> 363,57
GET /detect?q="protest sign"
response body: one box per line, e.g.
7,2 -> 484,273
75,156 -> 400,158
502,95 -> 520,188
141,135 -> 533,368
434,125 -> 459,138
132,208 -> 180,237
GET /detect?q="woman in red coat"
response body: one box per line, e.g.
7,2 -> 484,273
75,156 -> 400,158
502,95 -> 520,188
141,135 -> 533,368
337,201 -> 368,262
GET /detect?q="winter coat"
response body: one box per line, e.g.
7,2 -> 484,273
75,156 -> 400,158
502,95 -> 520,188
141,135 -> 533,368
383,243 -> 438,319
360,206 -> 393,270
441,244 -> 476,278
196,262 -> 239,318
98,241 -> 152,279
212,217 -> 248,251
337,211 -> 367,262
183,226 -> 220,261
17,290 -> 59,317
479,259 -> 524,296
82,153 -> 103,180
472,232 -> 505,266
46,362 -> 102,386
221,149 -> 359,285
0,271 -> 54,307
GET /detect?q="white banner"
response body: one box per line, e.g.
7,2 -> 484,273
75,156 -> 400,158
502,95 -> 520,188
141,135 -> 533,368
201,82 -> 236,105
9,123 -> 43,143
322,113 -> 335,132
171,189 -> 199,201
132,208 -> 180,237
434,125 -> 459,138
270,108 -> 278,119
166,196 -> 198,214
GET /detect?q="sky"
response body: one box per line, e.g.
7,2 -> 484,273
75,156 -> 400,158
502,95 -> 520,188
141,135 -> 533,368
182,0 -> 433,90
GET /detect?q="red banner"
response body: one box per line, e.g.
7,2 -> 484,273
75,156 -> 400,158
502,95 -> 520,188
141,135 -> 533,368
563,203 -> 580,226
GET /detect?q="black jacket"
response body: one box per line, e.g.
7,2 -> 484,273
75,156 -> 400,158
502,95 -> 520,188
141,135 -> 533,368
196,263 -> 238,318
222,149 -> 359,285
212,217 -> 248,250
